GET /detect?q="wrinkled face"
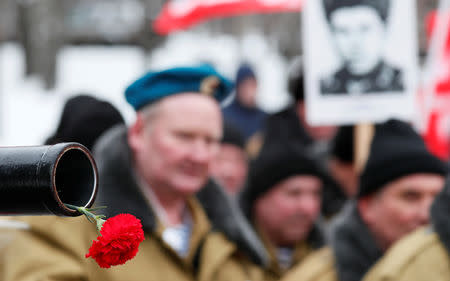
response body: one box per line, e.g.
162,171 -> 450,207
253,175 -> 322,247
237,78 -> 258,107
210,144 -> 248,196
359,173 -> 445,250
329,6 -> 386,75
129,94 -> 223,197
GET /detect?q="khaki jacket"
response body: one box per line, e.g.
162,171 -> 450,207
280,247 -> 337,281
234,224 -> 323,281
198,233 -> 264,281
362,227 -> 450,281
2,198 -> 260,281
261,236 -> 317,281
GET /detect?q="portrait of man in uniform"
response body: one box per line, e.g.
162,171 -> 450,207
320,0 -> 404,95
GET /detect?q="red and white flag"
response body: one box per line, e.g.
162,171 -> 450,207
421,9 -> 450,160
153,0 -> 303,35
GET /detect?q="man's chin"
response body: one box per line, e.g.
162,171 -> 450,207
172,178 -> 207,195
283,231 -> 310,245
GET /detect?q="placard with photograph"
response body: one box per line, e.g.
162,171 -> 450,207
303,0 -> 418,125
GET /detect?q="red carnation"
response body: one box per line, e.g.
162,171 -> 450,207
85,214 -> 145,268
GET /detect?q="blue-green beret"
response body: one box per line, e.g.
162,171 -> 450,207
125,65 -> 234,111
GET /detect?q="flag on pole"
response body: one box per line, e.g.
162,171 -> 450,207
153,0 -> 303,35
422,8 -> 450,160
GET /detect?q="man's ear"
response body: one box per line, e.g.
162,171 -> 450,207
128,114 -> 145,151
357,195 -> 375,225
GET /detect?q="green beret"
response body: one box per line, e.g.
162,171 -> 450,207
125,65 -> 234,111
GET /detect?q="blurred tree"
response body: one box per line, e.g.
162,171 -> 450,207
139,0 -> 166,67
0,0 -> 17,42
17,0 -> 63,89
5,0 -> 439,88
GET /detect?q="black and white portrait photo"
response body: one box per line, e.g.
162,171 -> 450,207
303,0 -> 418,125
320,0 -> 404,95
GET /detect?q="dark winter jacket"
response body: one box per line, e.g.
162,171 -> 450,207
223,99 -> 267,141
280,202 -> 384,281
330,203 -> 384,281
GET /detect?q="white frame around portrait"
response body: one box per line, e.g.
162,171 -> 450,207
302,0 -> 419,125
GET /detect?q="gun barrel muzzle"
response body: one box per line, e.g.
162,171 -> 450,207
0,143 -> 98,216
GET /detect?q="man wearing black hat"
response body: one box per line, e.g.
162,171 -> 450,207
281,119 -> 447,281
262,56 -> 345,217
45,94 -> 125,150
320,0 -> 404,95
210,122 -> 249,196
238,144 -> 330,281
362,178 -> 450,280
3,65 -> 266,281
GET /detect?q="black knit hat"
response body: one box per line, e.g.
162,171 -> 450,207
358,119 -> 447,198
331,125 -> 354,163
222,122 -> 245,149
240,144 -> 330,219
323,0 -> 391,23
45,95 -> 125,150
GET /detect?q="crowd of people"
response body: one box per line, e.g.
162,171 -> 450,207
1,2 -> 449,280
0,56 -> 447,281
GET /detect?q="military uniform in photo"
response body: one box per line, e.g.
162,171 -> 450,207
320,62 -> 404,95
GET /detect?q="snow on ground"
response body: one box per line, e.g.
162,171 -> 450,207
0,43 -> 144,146
0,32 -> 290,146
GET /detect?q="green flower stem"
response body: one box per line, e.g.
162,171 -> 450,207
64,203 -> 106,234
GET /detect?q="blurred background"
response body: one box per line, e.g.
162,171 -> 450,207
0,0 -> 439,146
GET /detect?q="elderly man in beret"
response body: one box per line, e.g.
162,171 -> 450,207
3,65 -> 266,281
281,120 -> 447,281
320,0 -> 404,95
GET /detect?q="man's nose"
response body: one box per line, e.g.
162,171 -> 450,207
418,197 -> 434,225
189,140 -> 212,163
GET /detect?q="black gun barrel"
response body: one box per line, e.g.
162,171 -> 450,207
0,143 -> 98,216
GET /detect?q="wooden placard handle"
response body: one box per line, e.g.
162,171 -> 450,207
354,123 -> 375,174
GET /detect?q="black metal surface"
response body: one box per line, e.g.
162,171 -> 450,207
0,143 -> 98,216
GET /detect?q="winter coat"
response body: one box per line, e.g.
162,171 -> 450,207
223,100 -> 267,141
361,227 -> 448,281
3,125 -> 267,281
280,202 -> 383,281
281,247 -> 337,281
258,229 -> 325,281
362,180 -> 450,281
330,203 -> 384,281
3,201 -> 223,281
